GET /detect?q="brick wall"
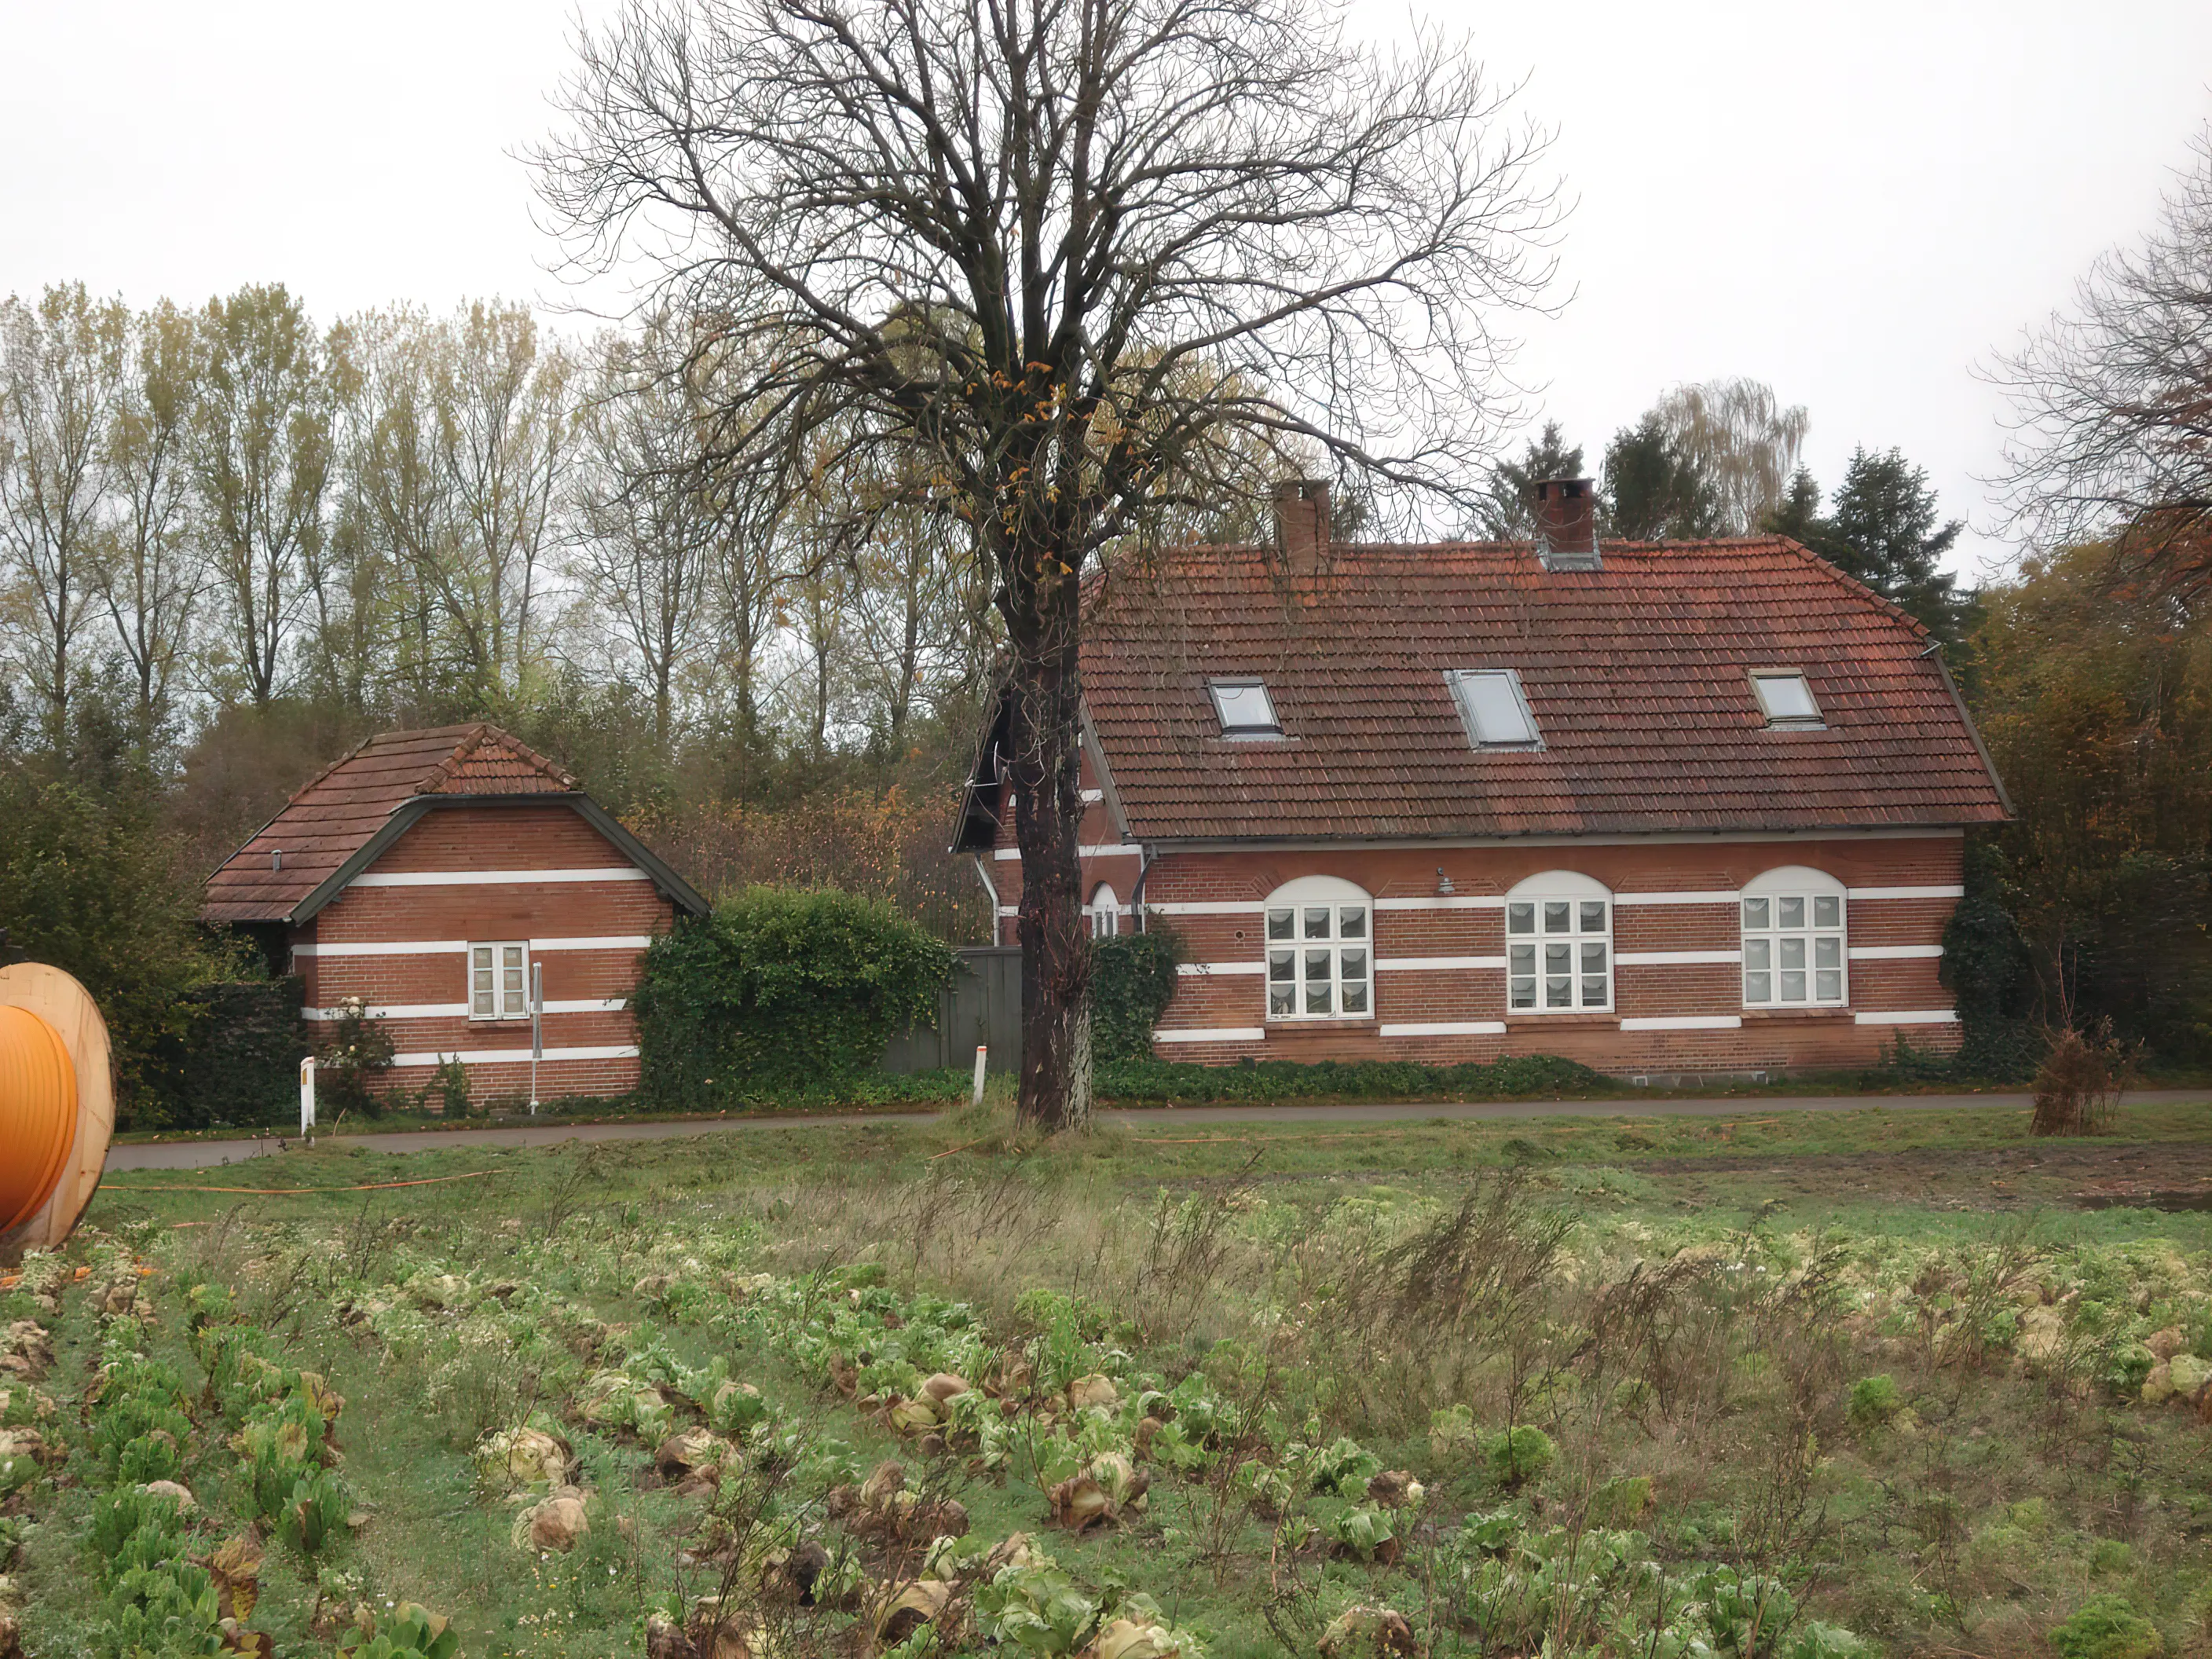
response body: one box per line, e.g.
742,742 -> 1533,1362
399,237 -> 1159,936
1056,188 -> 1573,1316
988,793 -> 1968,1074
291,804 -> 676,1104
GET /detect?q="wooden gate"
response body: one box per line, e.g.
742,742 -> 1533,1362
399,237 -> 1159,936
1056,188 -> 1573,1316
882,947 -> 1023,1074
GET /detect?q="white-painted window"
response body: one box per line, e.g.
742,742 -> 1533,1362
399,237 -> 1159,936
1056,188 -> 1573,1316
1090,884 -> 1121,939
470,941 -> 530,1020
1209,679 -> 1282,738
1446,668 -> 1541,748
1263,875 -> 1371,1019
1741,867 -> 1847,1006
1505,872 -> 1612,1012
1751,671 -> 1823,728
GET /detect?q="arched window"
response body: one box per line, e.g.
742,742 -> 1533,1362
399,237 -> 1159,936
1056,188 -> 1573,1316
1089,883 -> 1120,939
1505,872 -> 1613,1012
1263,876 -> 1371,1019
1741,866 -> 1847,1006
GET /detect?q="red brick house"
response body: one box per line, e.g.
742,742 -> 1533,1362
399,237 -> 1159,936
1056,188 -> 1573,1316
202,724 -> 707,1102
955,482 -> 2012,1075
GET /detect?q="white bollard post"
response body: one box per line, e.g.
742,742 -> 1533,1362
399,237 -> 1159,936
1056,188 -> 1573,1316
298,1056 -> 317,1139
971,1045 -> 989,1108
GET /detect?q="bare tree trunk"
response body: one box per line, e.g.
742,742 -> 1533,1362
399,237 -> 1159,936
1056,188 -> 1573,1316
1007,551 -> 1092,1133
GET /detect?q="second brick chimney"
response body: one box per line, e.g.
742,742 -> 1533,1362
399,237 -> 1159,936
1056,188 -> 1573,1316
1274,478 -> 1331,575
1532,478 -> 1600,571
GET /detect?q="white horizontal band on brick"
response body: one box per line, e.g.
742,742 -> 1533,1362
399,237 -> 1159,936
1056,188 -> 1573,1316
1379,1020 -> 1507,1037
293,940 -> 469,958
1848,944 -> 1945,959
390,1045 -> 640,1067
295,936 -> 650,958
1610,883 -> 1965,908
1374,955 -> 1507,971
1176,961 -> 1266,976
1615,950 -> 1742,966
304,1002 -> 469,1020
1619,1015 -> 1744,1031
993,844 -> 1142,861
1373,895 -> 1507,910
306,998 -> 630,1021
1854,1009 -> 1958,1025
350,866 -> 651,888
1145,901 -> 1265,916
1081,789 -> 1104,804
1153,1027 -> 1264,1043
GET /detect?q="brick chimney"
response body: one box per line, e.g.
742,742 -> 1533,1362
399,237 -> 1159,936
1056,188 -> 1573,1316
1273,478 -> 1331,575
1532,478 -> 1600,571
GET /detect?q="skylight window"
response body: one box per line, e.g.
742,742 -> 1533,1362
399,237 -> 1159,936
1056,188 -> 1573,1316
1445,668 -> 1541,749
1209,678 -> 1282,738
1751,672 -> 1823,728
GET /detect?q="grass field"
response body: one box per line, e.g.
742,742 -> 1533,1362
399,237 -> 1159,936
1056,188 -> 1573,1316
9,1099 -> 2212,1659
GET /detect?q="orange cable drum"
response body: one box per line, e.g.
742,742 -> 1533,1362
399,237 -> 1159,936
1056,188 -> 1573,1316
0,1004 -> 79,1233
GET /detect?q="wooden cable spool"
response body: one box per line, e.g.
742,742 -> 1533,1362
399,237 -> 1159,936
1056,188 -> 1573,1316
0,963 -> 113,1261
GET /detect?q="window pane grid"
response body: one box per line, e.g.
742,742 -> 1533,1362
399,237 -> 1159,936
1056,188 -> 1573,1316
1264,903 -> 1371,1020
1741,894 -> 1846,1007
470,940 -> 532,1020
1508,892 -> 1610,1011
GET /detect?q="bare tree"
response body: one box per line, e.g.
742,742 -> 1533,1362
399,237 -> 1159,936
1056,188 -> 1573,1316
445,302 -> 579,696
574,320 -> 720,746
1655,378 -> 1808,537
537,0 -> 1559,1127
335,302 -> 578,703
0,284 -> 127,744
192,284 -> 334,705
102,299 -> 205,727
1988,122 -> 2212,589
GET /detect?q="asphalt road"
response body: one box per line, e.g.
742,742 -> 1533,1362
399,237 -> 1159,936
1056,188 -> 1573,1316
99,1089 -> 2212,1171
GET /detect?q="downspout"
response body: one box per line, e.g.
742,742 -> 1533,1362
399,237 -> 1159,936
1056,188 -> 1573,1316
971,854 -> 1002,946
1129,845 -> 1153,933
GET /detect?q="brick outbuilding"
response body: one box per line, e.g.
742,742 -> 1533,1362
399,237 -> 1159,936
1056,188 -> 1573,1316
956,482 -> 2012,1077
202,724 -> 707,1103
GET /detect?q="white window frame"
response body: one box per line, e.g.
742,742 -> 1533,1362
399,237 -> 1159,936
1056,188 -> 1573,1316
1262,875 -> 1372,1021
1208,678 -> 1283,739
1741,867 -> 1848,1007
1445,668 -> 1543,749
469,940 -> 532,1021
1750,670 -> 1824,729
1505,872 -> 1613,1013
1089,884 -> 1121,939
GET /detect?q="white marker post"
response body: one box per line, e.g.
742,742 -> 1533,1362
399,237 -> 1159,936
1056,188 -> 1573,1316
529,961 -> 544,1115
298,1056 -> 316,1141
971,1045 -> 988,1108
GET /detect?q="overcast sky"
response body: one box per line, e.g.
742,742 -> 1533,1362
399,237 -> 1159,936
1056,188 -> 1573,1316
5,0 -> 2208,577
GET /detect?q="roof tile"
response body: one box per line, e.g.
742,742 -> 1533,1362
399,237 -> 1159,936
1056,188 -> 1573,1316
1078,537 -> 2009,841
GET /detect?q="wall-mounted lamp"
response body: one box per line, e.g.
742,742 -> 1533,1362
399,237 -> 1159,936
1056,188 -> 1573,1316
1435,867 -> 1455,895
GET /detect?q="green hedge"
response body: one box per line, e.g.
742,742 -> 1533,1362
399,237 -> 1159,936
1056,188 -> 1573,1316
632,886 -> 955,1108
171,979 -> 309,1126
1094,1053 -> 1617,1104
1091,929 -> 1185,1061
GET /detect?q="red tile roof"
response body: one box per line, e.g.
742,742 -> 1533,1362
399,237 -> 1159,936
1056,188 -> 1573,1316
1074,538 -> 2009,842
200,724 -> 577,923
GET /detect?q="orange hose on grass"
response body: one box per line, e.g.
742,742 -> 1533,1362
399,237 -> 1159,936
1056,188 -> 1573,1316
0,1005 -> 78,1233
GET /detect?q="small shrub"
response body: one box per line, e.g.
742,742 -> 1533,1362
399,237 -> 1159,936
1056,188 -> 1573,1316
1483,1425 -> 1555,1488
1848,1374 -> 1903,1429
319,996 -> 396,1119
2051,1595 -> 2163,1659
2032,1020 -> 2133,1137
